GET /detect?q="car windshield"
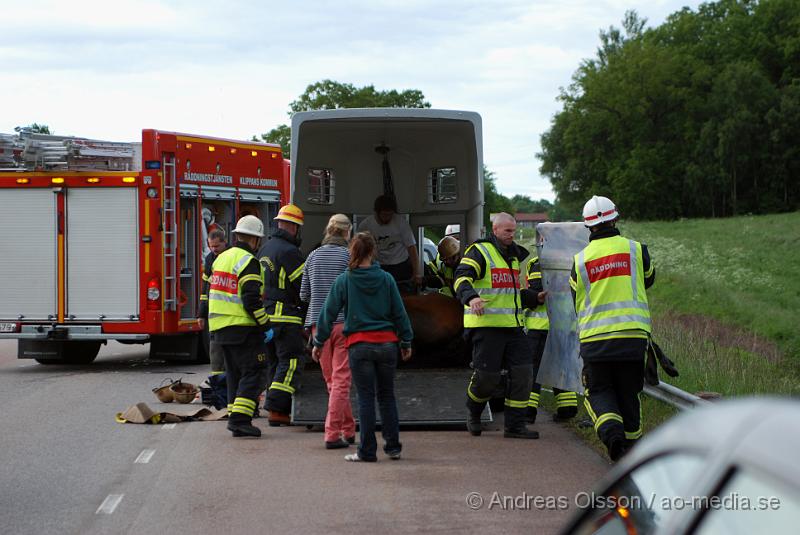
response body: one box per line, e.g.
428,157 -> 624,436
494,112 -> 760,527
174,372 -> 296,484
693,468 -> 800,534
574,452 -> 705,535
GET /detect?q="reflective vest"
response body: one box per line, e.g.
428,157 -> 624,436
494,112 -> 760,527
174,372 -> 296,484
270,263 -> 305,325
208,247 -> 265,332
428,254 -> 456,297
462,242 -> 522,328
524,256 -> 549,331
573,235 -> 651,341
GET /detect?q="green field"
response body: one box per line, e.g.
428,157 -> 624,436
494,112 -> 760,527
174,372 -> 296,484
622,212 -> 800,395
519,212 -> 800,454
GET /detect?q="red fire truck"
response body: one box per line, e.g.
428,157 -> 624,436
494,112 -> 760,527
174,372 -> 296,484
0,129 -> 288,364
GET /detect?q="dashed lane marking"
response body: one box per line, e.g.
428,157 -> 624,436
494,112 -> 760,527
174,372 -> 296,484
96,494 -> 124,515
162,423 -> 176,429
134,449 -> 155,464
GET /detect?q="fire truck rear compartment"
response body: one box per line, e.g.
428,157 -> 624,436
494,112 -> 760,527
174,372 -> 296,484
0,189 -> 57,320
66,187 -> 139,320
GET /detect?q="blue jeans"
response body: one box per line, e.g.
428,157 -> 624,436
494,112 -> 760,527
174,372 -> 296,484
348,342 -> 402,461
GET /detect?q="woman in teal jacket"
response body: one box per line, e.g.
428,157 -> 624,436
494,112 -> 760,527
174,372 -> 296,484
313,232 -> 413,462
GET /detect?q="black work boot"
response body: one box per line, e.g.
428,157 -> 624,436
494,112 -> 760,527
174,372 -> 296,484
552,407 -> 578,423
228,415 -> 261,438
504,426 -> 540,439
465,399 -> 485,436
467,414 -> 482,436
607,436 -> 626,461
525,407 -> 538,424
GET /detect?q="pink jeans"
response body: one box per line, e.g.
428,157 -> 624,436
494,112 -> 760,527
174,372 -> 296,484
313,324 -> 355,442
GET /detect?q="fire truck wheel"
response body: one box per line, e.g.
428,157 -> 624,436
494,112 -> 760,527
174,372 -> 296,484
62,341 -> 102,364
31,340 -> 101,365
34,358 -> 61,365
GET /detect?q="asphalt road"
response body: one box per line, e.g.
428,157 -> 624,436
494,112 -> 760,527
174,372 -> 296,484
0,340 -> 610,534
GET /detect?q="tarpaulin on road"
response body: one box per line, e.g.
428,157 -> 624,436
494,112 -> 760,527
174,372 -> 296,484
115,402 -> 227,424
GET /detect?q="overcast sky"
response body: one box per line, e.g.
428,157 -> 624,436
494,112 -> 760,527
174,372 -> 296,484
1,0 -> 703,201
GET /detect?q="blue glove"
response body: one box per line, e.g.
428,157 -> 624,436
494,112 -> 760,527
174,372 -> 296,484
264,328 -> 274,344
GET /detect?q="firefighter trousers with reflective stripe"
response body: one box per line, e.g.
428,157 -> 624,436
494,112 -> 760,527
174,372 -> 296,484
582,359 -> 644,449
221,330 -> 269,422
526,330 -> 579,418
265,323 -> 306,414
466,327 -> 532,431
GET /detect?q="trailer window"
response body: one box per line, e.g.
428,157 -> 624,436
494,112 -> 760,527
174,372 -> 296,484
428,167 -> 457,204
307,168 -> 335,205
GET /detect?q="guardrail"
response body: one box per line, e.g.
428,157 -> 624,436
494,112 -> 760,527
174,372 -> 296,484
643,381 -> 710,410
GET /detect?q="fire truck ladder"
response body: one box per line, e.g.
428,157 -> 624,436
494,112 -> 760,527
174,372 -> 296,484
162,155 -> 178,311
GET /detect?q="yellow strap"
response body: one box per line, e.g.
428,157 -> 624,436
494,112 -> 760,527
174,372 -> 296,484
625,428 -> 643,440
270,382 -> 296,394
288,263 -> 305,282
467,389 -> 491,403
239,274 -> 262,286
594,412 -> 624,431
460,257 -> 481,272
454,276 -> 473,291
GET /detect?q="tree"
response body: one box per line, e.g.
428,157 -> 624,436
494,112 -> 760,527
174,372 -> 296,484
483,166 -> 513,227
255,80 -> 431,157
15,123 -> 51,134
252,124 -> 290,157
538,1 -> 800,219
289,80 -> 430,113
509,194 -> 553,214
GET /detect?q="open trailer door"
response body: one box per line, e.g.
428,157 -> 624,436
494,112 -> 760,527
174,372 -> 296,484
288,108 -> 489,426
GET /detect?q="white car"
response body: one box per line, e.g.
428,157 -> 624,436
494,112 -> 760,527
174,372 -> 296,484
561,398 -> 800,535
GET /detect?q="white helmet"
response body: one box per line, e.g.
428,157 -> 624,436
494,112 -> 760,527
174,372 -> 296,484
582,195 -> 619,227
202,207 -> 214,225
445,224 -> 460,236
233,215 -> 264,238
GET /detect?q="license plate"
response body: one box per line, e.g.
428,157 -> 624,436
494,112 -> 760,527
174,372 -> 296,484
0,322 -> 17,333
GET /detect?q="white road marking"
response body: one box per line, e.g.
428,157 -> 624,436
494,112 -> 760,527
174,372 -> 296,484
162,423 -> 176,429
134,449 -> 155,464
96,494 -> 124,515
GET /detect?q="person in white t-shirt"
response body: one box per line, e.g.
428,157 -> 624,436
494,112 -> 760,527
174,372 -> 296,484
357,194 -> 421,293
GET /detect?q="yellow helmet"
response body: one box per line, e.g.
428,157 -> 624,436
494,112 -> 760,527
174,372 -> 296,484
274,204 -> 304,226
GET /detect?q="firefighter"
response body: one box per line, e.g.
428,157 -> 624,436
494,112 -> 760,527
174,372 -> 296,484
208,215 -> 273,438
424,235 -> 461,297
523,254 -> 578,424
570,195 -> 655,461
258,203 -> 306,426
199,228 -> 229,409
454,212 -> 544,439
200,228 -> 228,376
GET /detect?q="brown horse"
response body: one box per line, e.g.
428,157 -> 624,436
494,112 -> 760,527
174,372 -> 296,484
401,292 -> 469,367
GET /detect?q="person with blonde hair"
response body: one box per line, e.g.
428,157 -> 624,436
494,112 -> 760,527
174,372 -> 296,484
301,214 -> 356,449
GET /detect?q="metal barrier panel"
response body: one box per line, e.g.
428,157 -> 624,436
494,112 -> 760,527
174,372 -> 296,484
535,222 -> 589,393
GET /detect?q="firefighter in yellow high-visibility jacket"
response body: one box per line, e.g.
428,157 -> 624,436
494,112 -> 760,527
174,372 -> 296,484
454,213 -> 544,439
570,196 -> 655,461
424,236 -> 461,297
208,215 -> 273,438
